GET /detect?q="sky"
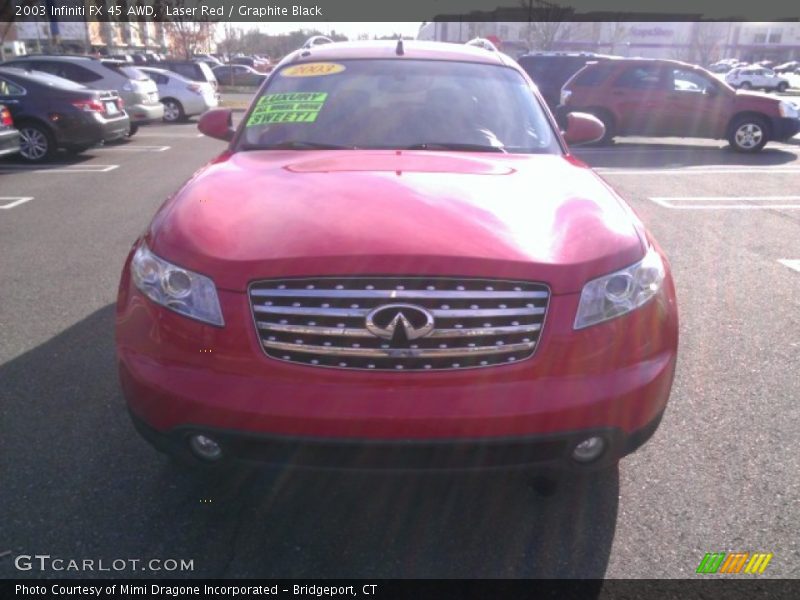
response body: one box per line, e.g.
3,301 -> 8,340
227,22 -> 425,40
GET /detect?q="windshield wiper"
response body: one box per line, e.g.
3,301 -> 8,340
240,141 -> 356,151
402,142 -> 507,153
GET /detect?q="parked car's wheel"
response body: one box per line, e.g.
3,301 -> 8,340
739,80 -> 752,90
161,98 -> 185,123
776,81 -> 789,93
728,115 -> 770,152
586,108 -> 616,145
127,123 -> 139,137
17,122 -> 55,162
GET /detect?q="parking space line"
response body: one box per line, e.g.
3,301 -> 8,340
97,145 -> 170,152
0,196 -> 34,210
650,196 -> 800,210
135,133 -> 204,138
778,259 -> 800,273
0,164 -> 119,173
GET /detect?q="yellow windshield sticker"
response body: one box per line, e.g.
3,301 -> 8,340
246,92 -> 328,125
280,63 -> 346,77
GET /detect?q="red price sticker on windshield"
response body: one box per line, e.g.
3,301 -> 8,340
280,62 -> 346,77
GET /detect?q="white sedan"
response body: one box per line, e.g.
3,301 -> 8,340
725,67 -> 790,92
139,66 -> 219,122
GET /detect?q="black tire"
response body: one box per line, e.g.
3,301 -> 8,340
586,109 -> 616,145
161,98 -> 185,123
127,123 -> 139,137
776,81 -> 789,93
739,81 -> 752,90
727,115 -> 770,153
17,122 -> 56,162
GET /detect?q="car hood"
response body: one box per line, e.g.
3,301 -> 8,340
148,151 -> 645,294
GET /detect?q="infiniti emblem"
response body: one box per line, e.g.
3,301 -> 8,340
365,304 -> 435,342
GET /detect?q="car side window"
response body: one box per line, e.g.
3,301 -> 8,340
0,77 -> 25,96
613,65 -> 664,90
63,64 -> 104,83
672,69 -> 716,93
31,61 -> 62,77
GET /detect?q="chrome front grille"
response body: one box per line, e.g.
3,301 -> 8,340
249,277 -> 550,371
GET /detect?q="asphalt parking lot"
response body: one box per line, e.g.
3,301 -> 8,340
1,120 -> 799,579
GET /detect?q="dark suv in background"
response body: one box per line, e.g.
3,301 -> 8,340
160,60 -> 219,91
517,52 -> 614,110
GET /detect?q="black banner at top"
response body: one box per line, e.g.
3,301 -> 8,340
2,0 -> 800,22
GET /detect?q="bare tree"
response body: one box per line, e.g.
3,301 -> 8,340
523,22 -> 571,51
153,0 -> 218,58
605,22 -> 629,55
218,23 -> 244,56
518,0 -> 574,51
687,22 -> 727,65
166,21 -> 216,58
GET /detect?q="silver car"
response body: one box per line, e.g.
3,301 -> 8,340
139,66 -> 219,122
1,55 -> 164,135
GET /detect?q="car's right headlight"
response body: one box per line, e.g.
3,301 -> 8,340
779,100 -> 799,119
574,245 -> 665,330
131,243 -> 224,327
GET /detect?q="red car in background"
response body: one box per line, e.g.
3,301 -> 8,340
559,57 -> 800,151
116,41 -> 678,476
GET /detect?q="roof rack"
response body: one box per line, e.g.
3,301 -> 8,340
302,36 -> 334,50
465,38 -> 498,52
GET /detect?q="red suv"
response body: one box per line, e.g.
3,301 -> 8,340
116,41 -> 678,474
559,58 -> 800,152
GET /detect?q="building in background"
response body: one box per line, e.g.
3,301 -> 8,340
0,1 -> 216,58
418,21 -> 800,63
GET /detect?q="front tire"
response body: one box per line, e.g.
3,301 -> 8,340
739,81 -> 752,90
18,123 -> 56,162
161,98 -> 185,123
728,115 -> 770,152
776,81 -> 789,93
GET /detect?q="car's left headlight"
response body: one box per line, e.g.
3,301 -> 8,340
574,245 -> 665,329
779,100 -> 799,119
131,243 -> 224,327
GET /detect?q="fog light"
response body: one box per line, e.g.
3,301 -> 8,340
189,434 -> 222,461
572,436 -> 606,463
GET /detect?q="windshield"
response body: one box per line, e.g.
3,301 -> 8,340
238,59 -> 559,154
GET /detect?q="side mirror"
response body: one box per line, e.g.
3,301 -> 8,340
198,108 -> 235,141
562,112 -> 605,146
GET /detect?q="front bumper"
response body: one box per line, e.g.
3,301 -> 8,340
770,116 -> 800,141
129,406 -> 666,471
116,254 -> 679,470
